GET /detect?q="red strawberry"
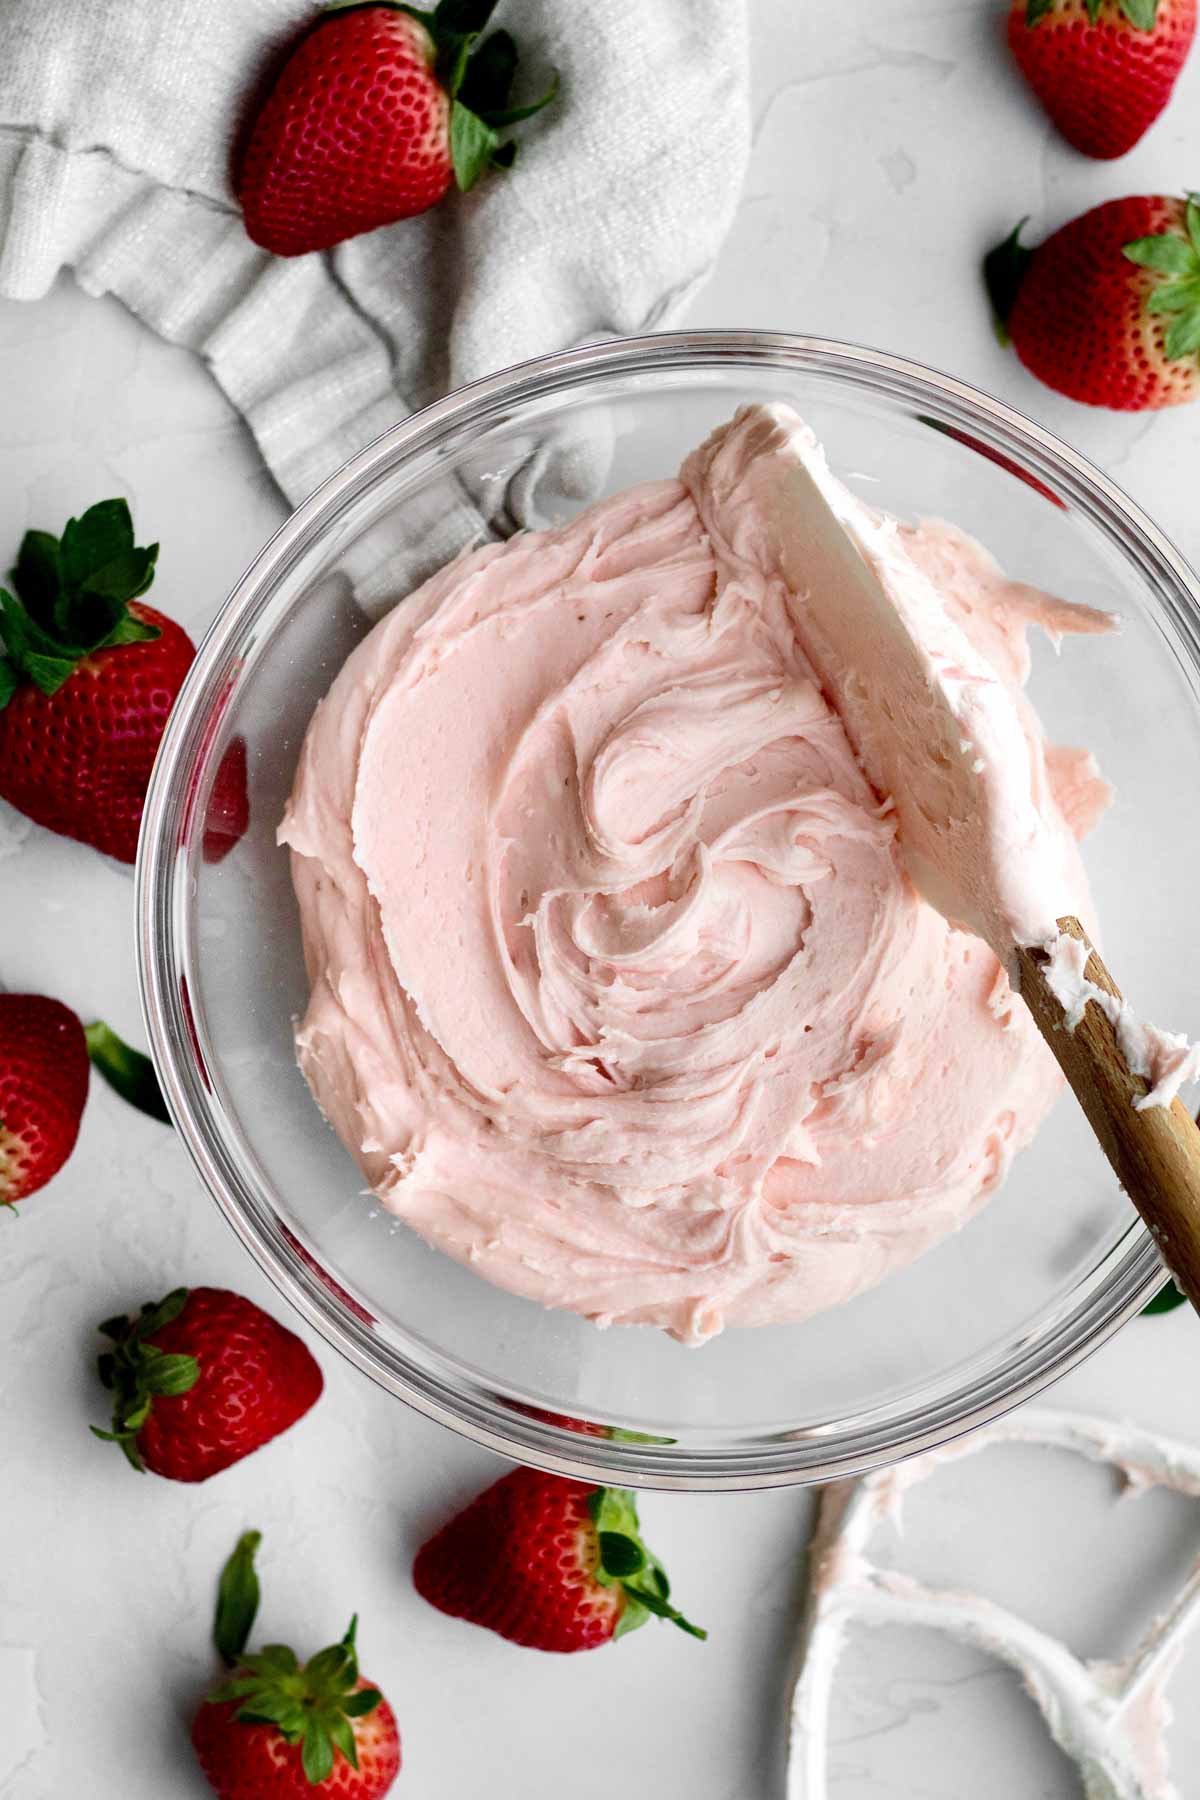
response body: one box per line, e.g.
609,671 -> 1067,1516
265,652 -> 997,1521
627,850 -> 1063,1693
0,498 -> 247,863
92,1286 -> 323,1480
237,0 -> 556,257
1008,0 -> 1196,159
0,996 -> 174,1207
0,994 -> 89,1204
985,194 -> 1200,408
413,1468 -> 705,1653
193,1532 -> 400,1797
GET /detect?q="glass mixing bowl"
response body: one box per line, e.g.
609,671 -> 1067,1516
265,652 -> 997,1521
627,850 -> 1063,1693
137,332 -> 1200,1491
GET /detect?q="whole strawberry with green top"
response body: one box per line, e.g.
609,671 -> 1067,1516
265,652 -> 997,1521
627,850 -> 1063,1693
237,0 -> 556,257
0,496 -> 249,862
193,1532 -> 400,1796
0,499 -> 187,861
414,1467 -> 705,1652
1009,0 -> 1196,159
93,1286 -> 323,1480
986,193 -> 1200,408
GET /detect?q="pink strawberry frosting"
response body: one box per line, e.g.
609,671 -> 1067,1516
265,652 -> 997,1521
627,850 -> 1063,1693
279,404 -> 1111,1344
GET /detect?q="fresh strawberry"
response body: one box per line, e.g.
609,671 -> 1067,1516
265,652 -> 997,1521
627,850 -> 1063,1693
193,1531 -> 400,1796
413,1468 -> 705,1653
237,0 -> 556,257
985,194 -> 1200,408
92,1286 -> 323,1480
0,994 -> 89,1205
0,995 -> 173,1207
0,498 -> 246,863
1008,0 -> 1196,159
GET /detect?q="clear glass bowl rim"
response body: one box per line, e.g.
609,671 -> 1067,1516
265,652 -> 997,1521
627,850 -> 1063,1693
136,329 -> 1194,1492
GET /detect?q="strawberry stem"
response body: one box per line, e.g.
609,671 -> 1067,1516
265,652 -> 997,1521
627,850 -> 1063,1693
588,1488 -> 707,1642
85,1021 -> 171,1125
215,1531 -> 263,1666
983,219 -> 1033,347
203,1532 -> 383,1788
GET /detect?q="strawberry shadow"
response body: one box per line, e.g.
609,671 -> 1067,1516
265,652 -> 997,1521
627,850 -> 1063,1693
394,1444 -> 508,1576
227,15 -> 314,195
166,1666 -> 218,1798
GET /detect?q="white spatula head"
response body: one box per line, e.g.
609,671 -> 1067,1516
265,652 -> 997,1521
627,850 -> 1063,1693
685,403 -> 1103,970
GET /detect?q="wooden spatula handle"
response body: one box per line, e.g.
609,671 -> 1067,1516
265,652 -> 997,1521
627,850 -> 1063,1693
1015,916 -> 1200,1317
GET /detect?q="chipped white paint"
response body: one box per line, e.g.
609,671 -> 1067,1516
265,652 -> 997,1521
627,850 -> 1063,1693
788,1412 -> 1200,1800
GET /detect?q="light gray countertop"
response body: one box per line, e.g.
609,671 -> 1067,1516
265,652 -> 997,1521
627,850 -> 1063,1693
4,3 -> 1200,1795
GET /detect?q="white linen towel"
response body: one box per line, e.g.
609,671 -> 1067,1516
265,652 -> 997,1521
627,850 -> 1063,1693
0,0 -> 749,539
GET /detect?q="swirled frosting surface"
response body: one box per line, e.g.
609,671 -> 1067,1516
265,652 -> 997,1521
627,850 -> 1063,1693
280,405 -> 1110,1343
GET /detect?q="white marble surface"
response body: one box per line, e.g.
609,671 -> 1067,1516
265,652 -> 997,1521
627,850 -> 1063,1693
4,3 -> 1200,1796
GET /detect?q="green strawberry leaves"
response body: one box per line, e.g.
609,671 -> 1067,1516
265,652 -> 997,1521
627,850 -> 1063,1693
983,218 -> 1033,345
91,1287 -> 199,1471
1126,234 -> 1196,274
0,590 -> 79,700
457,25 -> 516,112
0,498 -> 159,707
12,530 -> 62,626
215,1531 -> 263,1666
1124,195 -> 1200,364
205,1537 -> 383,1788
398,0 -> 557,191
597,1530 -> 646,1578
450,103 -> 502,191
321,0 -> 556,193
1026,0 -> 1159,24
588,1487 -> 707,1642
449,53 -> 558,192
84,1021 -> 171,1124
59,501 -> 156,615
1118,0 -> 1160,26
1163,309 -> 1200,358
